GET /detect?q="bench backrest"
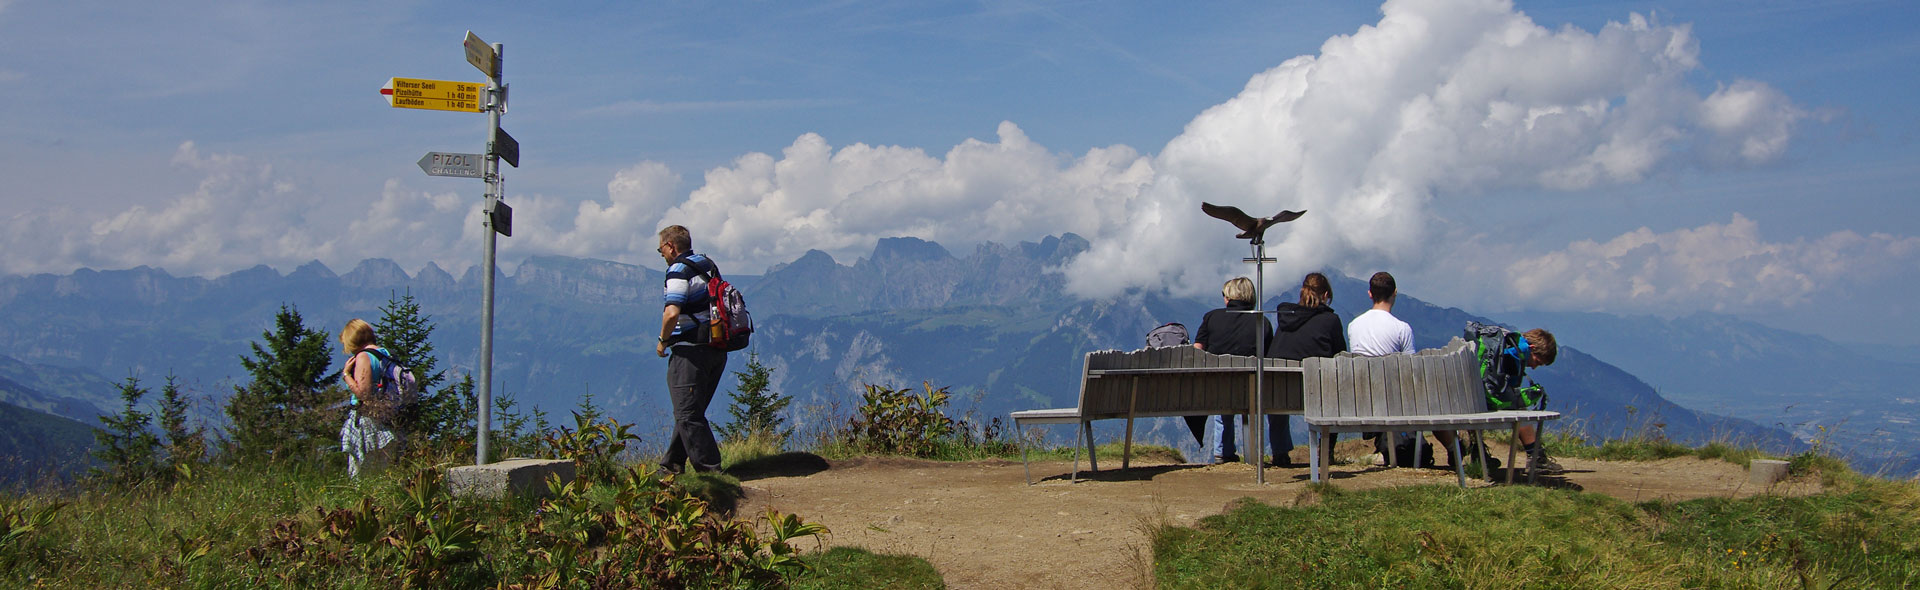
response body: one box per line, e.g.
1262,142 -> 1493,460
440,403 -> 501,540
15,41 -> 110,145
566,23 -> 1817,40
1074,346 -> 1304,420
1301,337 -> 1485,419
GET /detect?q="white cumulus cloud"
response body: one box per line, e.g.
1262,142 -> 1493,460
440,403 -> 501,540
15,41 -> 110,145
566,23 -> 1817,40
1060,0 -> 1808,298
0,142 -> 483,278
650,122 -> 1153,268
1493,215 -> 1920,313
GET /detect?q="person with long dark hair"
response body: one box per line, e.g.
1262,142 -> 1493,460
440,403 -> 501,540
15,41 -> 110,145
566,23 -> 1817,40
1266,273 -> 1345,467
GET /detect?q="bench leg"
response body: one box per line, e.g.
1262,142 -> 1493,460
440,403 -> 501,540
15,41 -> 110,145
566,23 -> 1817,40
1385,431 -> 1398,469
1413,432 -> 1424,470
1122,415 -> 1134,471
1506,423 -> 1520,485
1019,420 -> 1034,486
1084,421 -> 1099,473
1308,427 -> 1322,483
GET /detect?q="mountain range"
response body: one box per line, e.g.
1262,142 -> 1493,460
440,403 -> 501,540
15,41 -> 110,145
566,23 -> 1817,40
4,234 -> 1906,476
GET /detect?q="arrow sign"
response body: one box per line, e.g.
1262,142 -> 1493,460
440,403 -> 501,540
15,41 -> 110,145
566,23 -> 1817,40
417,152 -> 484,179
380,77 -> 483,113
464,31 -> 498,78
490,128 -> 520,168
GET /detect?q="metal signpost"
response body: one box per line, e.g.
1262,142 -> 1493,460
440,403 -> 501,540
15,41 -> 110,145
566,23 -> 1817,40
1244,243 -> 1276,484
1199,202 -> 1305,485
384,30 -> 513,466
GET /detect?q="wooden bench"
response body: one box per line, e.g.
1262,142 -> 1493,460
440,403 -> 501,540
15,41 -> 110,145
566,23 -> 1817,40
1302,337 -> 1560,486
1010,346 -> 1304,484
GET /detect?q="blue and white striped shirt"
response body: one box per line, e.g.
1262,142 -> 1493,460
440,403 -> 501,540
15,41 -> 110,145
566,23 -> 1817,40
663,253 -> 715,345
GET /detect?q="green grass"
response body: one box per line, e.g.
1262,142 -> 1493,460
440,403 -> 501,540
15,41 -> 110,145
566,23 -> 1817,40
1535,430 -> 1776,469
10,414 -> 1900,590
1153,469 -> 1920,588
792,547 -> 947,590
0,457 -> 940,589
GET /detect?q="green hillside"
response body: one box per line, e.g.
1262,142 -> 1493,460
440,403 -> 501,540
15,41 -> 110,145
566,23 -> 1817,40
0,400 -> 95,486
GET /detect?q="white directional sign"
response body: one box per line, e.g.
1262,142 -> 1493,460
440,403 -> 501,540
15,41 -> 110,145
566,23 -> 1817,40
464,31 -> 497,78
417,152 -> 484,178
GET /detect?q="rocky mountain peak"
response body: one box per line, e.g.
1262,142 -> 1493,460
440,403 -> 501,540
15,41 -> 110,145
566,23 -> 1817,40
866,237 -> 953,264
341,259 -> 410,289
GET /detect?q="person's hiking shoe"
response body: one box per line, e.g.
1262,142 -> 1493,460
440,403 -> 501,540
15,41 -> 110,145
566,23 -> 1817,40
1527,449 -> 1565,475
1214,454 -> 1242,464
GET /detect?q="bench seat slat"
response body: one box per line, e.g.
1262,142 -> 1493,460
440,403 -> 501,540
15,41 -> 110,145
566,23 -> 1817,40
1305,411 -> 1560,428
1089,366 -> 1305,376
1011,408 -> 1083,423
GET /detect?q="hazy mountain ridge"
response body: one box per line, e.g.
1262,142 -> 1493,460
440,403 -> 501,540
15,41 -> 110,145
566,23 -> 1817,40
753,234 -> 1090,317
1,236 -> 1885,475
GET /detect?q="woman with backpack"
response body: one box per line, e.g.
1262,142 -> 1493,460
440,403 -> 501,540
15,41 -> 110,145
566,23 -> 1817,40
1266,273 -> 1346,468
339,318 -> 400,476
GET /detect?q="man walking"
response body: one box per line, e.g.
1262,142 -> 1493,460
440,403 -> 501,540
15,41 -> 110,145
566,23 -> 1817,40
655,225 -> 728,474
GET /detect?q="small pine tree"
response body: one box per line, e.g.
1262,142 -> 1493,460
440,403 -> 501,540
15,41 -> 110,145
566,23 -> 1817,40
91,375 -> 162,488
373,290 -> 448,443
720,353 -> 791,445
494,389 -> 551,459
156,374 -> 206,480
413,373 -> 479,455
224,303 -> 336,463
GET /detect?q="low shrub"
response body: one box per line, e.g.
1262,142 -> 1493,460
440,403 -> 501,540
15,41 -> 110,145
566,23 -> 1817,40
845,382 -> 956,458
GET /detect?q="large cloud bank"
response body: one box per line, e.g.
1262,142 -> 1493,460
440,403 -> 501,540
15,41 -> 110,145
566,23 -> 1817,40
1063,0 -> 1807,297
1504,214 -> 1920,312
6,0 -> 1911,320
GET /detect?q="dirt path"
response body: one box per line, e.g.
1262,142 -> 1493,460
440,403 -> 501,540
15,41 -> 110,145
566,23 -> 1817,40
735,445 -> 1818,590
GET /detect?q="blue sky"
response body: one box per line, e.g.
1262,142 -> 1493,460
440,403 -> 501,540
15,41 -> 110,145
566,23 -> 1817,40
2,0 -> 1916,345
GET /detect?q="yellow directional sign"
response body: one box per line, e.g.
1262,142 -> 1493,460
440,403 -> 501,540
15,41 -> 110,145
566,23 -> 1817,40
380,77 -> 484,113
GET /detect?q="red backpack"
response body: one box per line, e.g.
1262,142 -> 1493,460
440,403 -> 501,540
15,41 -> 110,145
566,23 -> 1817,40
679,257 -> 753,352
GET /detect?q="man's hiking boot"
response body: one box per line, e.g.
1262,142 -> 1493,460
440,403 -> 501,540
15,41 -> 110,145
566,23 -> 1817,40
1527,448 -> 1565,475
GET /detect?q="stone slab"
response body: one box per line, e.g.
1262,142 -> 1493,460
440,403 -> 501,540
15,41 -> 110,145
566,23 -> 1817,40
448,458 -> 576,499
1749,459 -> 1790,487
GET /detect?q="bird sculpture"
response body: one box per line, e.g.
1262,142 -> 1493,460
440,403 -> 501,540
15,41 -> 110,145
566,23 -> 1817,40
1200,202 -> 1306,244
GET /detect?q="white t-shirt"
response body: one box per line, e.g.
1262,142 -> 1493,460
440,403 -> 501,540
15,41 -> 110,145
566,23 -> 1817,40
1348,309 -> 1414,356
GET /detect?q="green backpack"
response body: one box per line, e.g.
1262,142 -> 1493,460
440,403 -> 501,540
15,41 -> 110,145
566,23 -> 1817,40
1465,322 -> 1546,411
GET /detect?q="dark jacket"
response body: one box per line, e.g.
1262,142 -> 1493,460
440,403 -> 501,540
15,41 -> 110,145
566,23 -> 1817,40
1267,303 -> 1346,360
1194,300 -> 1273,357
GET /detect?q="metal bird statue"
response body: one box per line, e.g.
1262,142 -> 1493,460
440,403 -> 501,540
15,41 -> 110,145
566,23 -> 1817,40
1200,202 -> 1306,244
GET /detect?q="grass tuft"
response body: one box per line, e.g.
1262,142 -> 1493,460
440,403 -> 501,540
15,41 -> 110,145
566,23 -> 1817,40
791,546 -> 947,590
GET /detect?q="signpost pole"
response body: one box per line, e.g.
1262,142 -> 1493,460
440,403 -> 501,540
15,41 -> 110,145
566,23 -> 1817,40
1243,244 -> 1277,484
477,42 -> 503,466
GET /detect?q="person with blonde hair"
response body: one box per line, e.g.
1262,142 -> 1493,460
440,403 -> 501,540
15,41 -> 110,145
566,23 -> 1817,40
1266,272 -> 1346,467
1188,276 -> 1272,463
339,318 -> 398,476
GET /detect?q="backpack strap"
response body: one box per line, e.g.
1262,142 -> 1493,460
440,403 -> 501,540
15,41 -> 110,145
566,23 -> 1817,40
670,255 -> 722,320
362,347 -> 400,390
347,347 -> 386,406
671,254 -> 721,280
